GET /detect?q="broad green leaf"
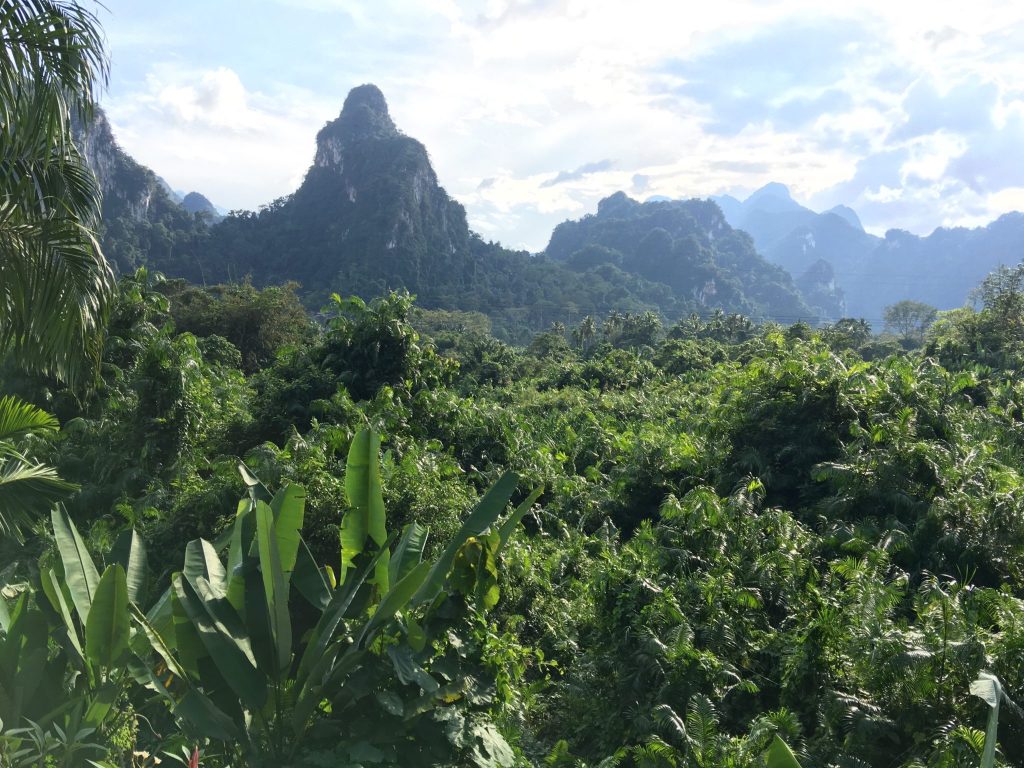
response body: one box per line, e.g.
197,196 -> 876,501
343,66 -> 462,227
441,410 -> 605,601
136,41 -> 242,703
183,539 -> 227,596
342,429 -> 390,590
293,539 -> 331,611
406,615 -> 426,652
238,462 -> 272,503
145,585 -> 174,645
451,533 -> 500,610
170,583 -> 207,677
51,506 -> 100,624
110,529 -> 148,605
359,561 -> 430,648
226,500 -> 255,615
83,681 -> 119,727
295,529 -> 397,686
497,485 -> 543,552
41,567 -> 84,664
765,735 -> 803,768
270,483 -> 306,579
389,522 -> 428,586
126,655 -> 176,706
970,672 -> 1003,768
256,499 -> 292,677
293,648 -> 365,738
387,644 -> 438,691
173,573 -> 267,711
129,604 -> 186,680
412,471 -> 518,606
174,688 -> 241,741
85,565 -> 130,669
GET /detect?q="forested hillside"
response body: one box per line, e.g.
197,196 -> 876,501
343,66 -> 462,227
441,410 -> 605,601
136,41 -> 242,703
77,87 -> 831,340
545,191 -> 818,321
73,107 -> 217,275
7,265 -> 1024,766
5,2 -> 1024,767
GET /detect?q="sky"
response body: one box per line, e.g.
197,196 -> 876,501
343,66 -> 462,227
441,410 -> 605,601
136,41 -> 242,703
98,0 -> 1024,252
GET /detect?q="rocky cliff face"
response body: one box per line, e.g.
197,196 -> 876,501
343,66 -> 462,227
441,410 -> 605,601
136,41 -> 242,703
73,107 -> 213,274
75,108 -> 165,224
313,84 -> 399,165
205,84 -> 474,297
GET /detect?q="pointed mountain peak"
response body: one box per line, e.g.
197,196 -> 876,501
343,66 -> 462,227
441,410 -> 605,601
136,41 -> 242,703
182,191 -> 220,218
747,182 -> 793,202
314,84 -> 400,169
743,181 -> 805,216
338,83 -> 397,139
825,204 -> 864,231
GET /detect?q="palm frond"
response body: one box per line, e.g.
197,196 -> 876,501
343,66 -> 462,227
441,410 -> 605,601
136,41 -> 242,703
0,394 -> 59,442
0,457 -> 76,540
0,0 -> 111,387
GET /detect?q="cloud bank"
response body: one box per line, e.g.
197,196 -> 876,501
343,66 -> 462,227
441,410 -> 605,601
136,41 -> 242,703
101,0 -> 1024,250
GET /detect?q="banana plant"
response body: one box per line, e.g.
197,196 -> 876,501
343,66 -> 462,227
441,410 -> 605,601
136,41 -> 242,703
969,671 -> 1007,768
0,396 -> 76,543
132,428 -> 535,765
764,735 -> 803,768
0,508 -> 145,764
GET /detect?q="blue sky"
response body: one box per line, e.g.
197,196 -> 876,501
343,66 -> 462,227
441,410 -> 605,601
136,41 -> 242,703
98,0 -> 1024,251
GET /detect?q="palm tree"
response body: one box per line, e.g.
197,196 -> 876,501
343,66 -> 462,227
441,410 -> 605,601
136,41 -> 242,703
0,0 -> 113,387
0,395 -> 74,541
0,0 -> 110,539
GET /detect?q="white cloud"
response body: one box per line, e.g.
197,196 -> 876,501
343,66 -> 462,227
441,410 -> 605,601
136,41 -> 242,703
154,68 -> 255,130
104,65 -> 339,210
103,0 -> 1024,250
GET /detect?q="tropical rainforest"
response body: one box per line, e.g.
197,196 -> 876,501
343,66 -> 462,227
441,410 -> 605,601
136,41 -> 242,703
3,2 -> 1024,768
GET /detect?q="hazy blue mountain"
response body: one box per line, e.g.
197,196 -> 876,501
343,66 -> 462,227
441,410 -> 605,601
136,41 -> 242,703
713,183 -> 827,252
825,205 -> 863,230
181,191 -> 222,220
712,184 -> 1024,322
157,177 -> 182,203
844,213 -> 1024,321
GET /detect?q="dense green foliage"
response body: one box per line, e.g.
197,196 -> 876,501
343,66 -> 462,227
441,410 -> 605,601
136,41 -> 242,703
80,85 -> 837,345
5,263 -> 1024,765
7,7 -> 1024,766
0,0 -> 113,387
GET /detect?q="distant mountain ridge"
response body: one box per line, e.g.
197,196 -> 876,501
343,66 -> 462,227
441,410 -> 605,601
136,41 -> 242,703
79,85 -> 828,339
73,109 -> 222,275
545,191 -> 820,320
181,191 -> 222,220
78,87 -> 1024,335
712,183 -> 1024,321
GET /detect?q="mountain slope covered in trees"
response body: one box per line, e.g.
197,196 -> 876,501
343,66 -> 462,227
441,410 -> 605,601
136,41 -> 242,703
73,108 -> 218,275
545,191 -> 819,321
76,87 -> 830,338
78,93 -> 1024,335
